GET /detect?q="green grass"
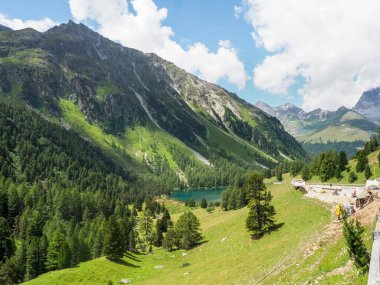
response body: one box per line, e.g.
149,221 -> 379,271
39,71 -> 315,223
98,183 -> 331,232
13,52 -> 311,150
59,99 -> 130,168
300,125 -> 373,142
264,225 -> 371,285
194,110 -> 277,164
59,99 -> 204,174
25,183 -> 336,285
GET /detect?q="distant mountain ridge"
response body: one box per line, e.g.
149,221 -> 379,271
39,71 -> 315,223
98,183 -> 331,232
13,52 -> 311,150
255,101 -> 378,143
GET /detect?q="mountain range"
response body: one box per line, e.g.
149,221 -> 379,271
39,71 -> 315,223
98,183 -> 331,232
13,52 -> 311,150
0,21 -> 307,187
255,97 -> 378,143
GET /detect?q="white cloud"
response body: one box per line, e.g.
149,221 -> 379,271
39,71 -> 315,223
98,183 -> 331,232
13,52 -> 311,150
0,13 -> 57,32
68,0 -> 248,89
239,0 -> 380,110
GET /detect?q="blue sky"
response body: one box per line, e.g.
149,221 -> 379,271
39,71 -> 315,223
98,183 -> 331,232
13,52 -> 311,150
1,0 -> 379,111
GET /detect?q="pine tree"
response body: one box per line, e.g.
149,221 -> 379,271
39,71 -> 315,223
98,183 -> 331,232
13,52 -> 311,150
301,165 -> 310,181
26,237 -> 40,280
175,211 -> 202,250
58,241 -> 72,269
227,189 -> 237,210
200,198 -> 208,209
221,190 -> 230,210
343,216 -> 370,273
0,217 -> 15,263
154,219 -> 165,247
356,151 -> 368,173
139,211 -> 153,237
45,230 -> 64,271
161,209 -> 172,231
338,151 -> 348,172
162,229 -> 179,251
275,169 -> 283,182
103,215 -> 123,260
245,173 -> 276,239
364,165 -> 372,180
348,171 -> 358,183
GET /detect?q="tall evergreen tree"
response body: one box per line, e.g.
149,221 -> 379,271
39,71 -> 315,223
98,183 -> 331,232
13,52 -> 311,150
103,215 -> 123,260
138,211 -> 153,237
301,165 -> 310,181
200,198 -> 208,209
45,230 -> 64,271
364,165 -> 372,180
58,241 -> 72,269
245,173 -> 276,239
338,151 -> 348,172
0,217 -> 15,263
26,237 -> 40,280
175,211 -> 202,250
154,219 -> 165,247
343,217 -> 370,274
356,151 -> 368,173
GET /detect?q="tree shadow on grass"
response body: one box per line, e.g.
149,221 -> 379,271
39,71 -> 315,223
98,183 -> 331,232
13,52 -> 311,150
192,239 -> 208,249
124,252 -> 142,262
269,222 -> 285,233
108,258 -> 141,268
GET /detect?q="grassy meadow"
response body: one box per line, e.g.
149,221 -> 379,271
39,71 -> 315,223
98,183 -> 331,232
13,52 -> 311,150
24,183 -> 360,285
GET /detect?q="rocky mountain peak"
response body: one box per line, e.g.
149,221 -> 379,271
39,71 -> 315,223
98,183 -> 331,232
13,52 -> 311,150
0,24 -> 12,31
276,103 -> 305,117
353,87 -> 380,123
254,101 -> 277,117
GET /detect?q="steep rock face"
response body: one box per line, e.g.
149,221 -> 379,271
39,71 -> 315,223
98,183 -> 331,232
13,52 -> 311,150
0,21 -> 307,167
254,101 -> 277,117
161,59 -> 305,159
353,87 -> 380,123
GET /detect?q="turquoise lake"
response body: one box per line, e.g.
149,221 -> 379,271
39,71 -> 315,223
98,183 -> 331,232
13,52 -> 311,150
169,188 -> 225,202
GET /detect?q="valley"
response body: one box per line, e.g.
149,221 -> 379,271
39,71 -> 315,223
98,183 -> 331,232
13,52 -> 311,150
0,15 -> 379,285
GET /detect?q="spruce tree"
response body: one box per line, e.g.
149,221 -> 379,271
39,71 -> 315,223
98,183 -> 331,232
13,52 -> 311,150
356,151 -> 368,173
154,219 -> 165,247
162,229 -> 179,251
200,198 -> 208,209
275,169 -> 283,182
103,215 -> 124,260
301,165 -> 310,181
175,211 -> 202,250
0,217 -> 15,263
364,165 -> 372,180
343,217 -> 370,273
338,151 -> 348,172
161,209 -> 172,231
45,230 -> 64,271
245,173 -> 276,239
26,237 -> 40,280
58,241 -> 72,269
139,211 -> 153,237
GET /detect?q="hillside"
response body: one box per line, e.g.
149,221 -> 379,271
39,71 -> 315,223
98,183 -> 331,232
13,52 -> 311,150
24,181 -> 373,285
0,21 -> 307,188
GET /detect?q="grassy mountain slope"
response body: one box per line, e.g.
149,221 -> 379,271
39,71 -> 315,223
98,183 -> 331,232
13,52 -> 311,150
25,184 -> 332,285
299,109 -> 378,143
0,22 -> 307,187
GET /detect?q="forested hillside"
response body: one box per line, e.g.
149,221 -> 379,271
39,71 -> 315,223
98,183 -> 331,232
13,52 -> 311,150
0,99 -> 168,283
0,21 -> 306,186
